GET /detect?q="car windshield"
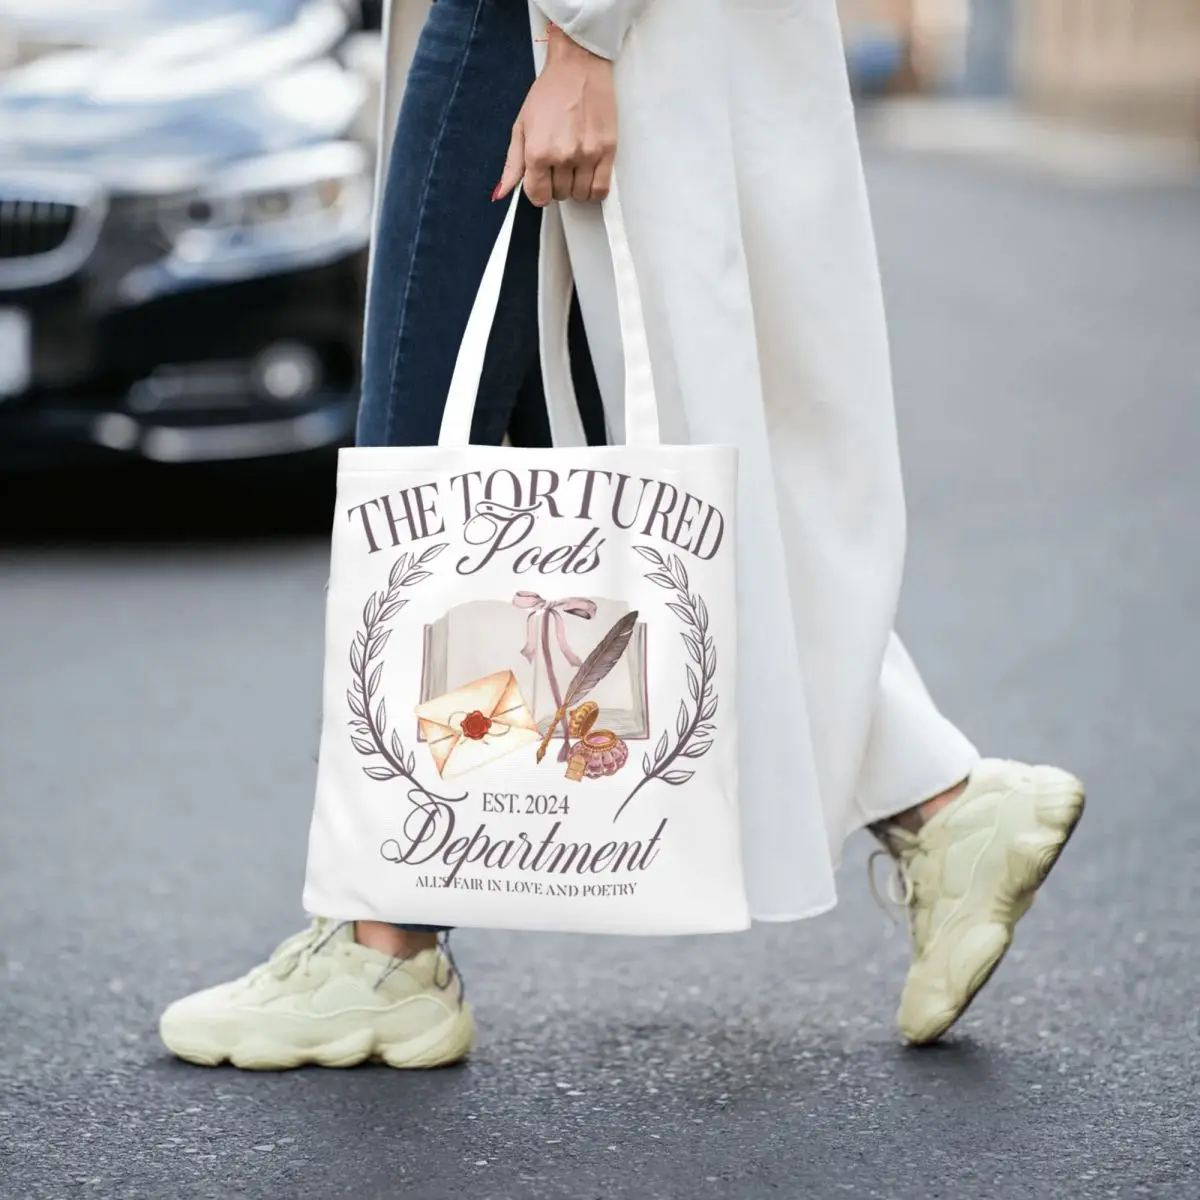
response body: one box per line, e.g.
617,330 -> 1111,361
0,0 -> 303,37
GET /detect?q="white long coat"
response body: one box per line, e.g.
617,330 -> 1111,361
372,0 -> 977,921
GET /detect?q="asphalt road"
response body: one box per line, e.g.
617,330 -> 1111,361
3,149 -> 1198,1200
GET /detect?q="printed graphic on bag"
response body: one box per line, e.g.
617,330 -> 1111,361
418,595 -> 650,744
328,465 -> 733,924
414,669 -> 541,780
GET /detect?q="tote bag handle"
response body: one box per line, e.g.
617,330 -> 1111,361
437,174 -> 661,448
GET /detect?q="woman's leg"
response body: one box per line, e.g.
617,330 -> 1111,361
851,632 -> 979,837
358,0 -> 543,450
354,0 -> 545,957
851,644 -> 1083,1049
159,0 -> 547,1071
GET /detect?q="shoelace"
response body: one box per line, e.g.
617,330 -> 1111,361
248,919 -> 465,1008
373,931 -> 466,1009
243,918 -> 346,985
437,932 -> 466,1007
867,828 -> 920,940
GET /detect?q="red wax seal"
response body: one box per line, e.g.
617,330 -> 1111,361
460,710 -> 492,741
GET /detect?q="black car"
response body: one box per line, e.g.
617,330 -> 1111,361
0,0 -> 381,468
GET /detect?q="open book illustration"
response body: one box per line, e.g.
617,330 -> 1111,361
419,597 -> 649,741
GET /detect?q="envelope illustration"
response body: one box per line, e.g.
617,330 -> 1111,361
415,670 -> 540,780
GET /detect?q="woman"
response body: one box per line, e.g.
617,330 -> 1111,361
158,0 -> 1083,1069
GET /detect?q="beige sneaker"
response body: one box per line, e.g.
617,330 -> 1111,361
873,760 -> 1085,1046
159,920 -> 474,1070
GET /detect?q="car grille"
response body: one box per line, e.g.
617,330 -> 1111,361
0,199 -> 79,261
0,176 -> 106,289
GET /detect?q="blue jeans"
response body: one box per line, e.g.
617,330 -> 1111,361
356,0 -> 604,931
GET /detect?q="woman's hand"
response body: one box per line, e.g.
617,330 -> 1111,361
494,25 -> 617,207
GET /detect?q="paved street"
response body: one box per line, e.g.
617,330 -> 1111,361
2,148 -> 1198,1200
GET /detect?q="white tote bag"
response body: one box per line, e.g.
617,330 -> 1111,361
304,182 -> 749,936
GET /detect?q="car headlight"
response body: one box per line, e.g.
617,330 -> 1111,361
156,141 -> 373,267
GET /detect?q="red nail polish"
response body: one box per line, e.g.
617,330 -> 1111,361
491,183 -> 503,202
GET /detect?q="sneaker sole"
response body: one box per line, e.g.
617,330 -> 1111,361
160,1003 -> 475,1071
899,766 -> 1085,1046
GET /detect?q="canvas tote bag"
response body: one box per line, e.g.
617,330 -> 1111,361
304,180 -> 749,935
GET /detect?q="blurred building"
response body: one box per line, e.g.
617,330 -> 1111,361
839,0 -> 971,94
842,0 -> 1200,141
962,0 -> 1015,96
1015,0 -> 1200,141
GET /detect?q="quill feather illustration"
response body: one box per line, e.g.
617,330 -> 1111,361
535,610 -> 639,764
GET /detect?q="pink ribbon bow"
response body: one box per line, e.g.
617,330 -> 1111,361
514,592 -> 597,666
512,592 -> 597,760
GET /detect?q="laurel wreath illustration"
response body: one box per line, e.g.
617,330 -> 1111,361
346,542 -> 465,813
613,546 -> 719,822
